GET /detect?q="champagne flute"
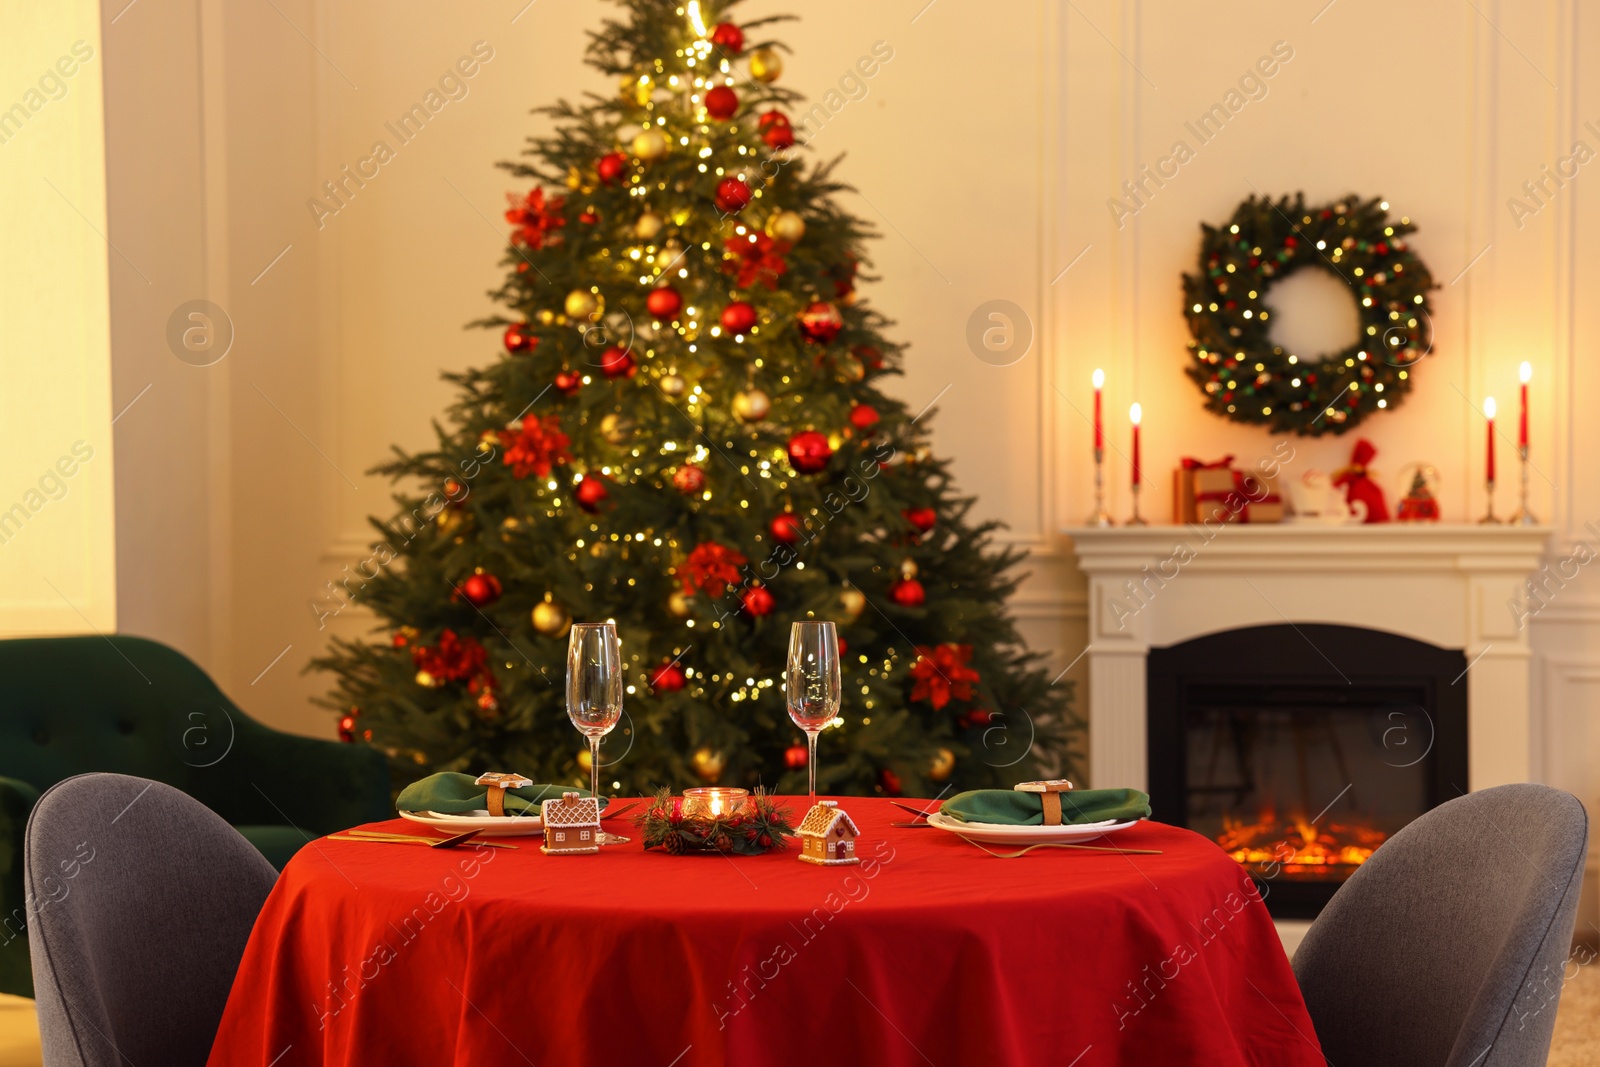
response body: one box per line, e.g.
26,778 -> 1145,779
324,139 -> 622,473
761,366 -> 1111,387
787,621 -> 841,798
567,622 -> 623,804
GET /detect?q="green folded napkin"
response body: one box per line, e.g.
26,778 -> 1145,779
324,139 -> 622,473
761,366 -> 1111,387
940,787 -> 1150,826
396,773 -> 602,817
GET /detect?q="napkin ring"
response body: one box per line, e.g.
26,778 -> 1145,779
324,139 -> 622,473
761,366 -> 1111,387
1014,779 -> 1076,826
475,772 -> 533,817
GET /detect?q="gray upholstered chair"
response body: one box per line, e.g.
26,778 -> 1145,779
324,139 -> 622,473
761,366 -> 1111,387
26,773 -> 276,1067
1293,783 -> 1589,1067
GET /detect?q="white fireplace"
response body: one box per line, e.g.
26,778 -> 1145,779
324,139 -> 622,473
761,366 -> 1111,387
1064,524 -> 1551,791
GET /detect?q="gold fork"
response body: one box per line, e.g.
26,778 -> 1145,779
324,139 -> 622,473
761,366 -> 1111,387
967,841 -> 1163,859
337,828 -> 516,849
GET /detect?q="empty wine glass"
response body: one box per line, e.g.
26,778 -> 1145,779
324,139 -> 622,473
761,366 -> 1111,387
567,622 -> 622,804
787,621 -> 841,797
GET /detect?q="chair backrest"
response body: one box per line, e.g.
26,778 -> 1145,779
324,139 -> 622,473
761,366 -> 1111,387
26,773 -> 276,1067
1292,783 -> 1588,1067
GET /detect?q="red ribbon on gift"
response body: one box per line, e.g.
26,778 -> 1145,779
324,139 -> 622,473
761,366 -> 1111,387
1194,470 -> 1280,522
1180,455 -> 1235,471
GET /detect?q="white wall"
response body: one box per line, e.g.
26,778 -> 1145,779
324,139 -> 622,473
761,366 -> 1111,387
101,1 -> 1600,852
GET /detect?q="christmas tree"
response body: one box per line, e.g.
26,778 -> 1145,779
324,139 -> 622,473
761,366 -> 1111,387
313,0 -> 1081,798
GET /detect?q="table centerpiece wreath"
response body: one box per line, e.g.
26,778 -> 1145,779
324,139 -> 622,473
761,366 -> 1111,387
1182,193 -> 1436,437
638,788 -> 798,855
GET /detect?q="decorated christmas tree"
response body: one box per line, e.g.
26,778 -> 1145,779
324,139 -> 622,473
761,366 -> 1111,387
313,0 -> 1081,797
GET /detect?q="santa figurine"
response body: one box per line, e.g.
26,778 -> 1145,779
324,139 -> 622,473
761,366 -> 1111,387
1333,438 -> 1389,524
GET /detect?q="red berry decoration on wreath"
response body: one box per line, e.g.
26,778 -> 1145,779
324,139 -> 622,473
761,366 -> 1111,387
709,21 -> 744,54
503,322 -> 536,353
784,743 -> 808,769
596,151 -> 628,184
720,300 -> 758,335
704,85 -> 738,121
741,584 -> 775,617
574,476 -> 610,513
715,176 -> 753,214
672,464 -> 705,494
646,285 -> 683,320
458,571 -> 503,608
890,577 -> 926,607
848,403 -> 879,430
903,508 -> 937,533
554,369 -> 583,395
769,511 -> 804,545
650,660 -> 687,693
786,430 -> 832,474
798,301 -> 843,344
600,346 -> 636,379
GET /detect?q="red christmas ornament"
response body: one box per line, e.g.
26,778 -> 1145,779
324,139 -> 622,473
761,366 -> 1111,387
646,286 -> 683,320
848,403 -> 879,430
798,301 -> 843,344
853,344 -> 884,370
879,768 -> 903,796
909,643 -> 980,710
650,660 -> 687,693
720,301 -> 758,335
682,542 -> 748,597
714,176 -> 754,214
786,430 -> 832,474
837,636 -> 848,657
769,511 -> 804,544
903,508 -> 937,533
704,85 -> 739,121
784,743 -> 807,769
459,572 -> 503,608
672,464 -> 706,494
499,416 -> 573,480
709,22 -> 745,54
600,346 -> 636,379
758,109 -> 789,131
596,152 -> 628,184
575,476 -> 610,512
721,231 -> 788,290
578,209 -> 599,225
503,322 -> 536,353
411,629 -> 495,692
760,112 -> 795,149
741,584 -> 775,617
890,577 -> 926,607
554,369 -> 583,395
338,709 -> 359,743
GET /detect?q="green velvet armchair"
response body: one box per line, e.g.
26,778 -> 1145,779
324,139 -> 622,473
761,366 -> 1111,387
0,634 -> 391,998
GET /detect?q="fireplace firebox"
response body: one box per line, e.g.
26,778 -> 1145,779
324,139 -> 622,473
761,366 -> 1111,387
1147,624 -> 1468,918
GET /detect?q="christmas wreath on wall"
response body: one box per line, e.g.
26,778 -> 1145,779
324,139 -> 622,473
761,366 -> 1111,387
1182,194 -> 1435,437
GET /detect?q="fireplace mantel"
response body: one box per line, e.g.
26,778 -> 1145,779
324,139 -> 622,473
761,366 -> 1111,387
1063,524 -> 1552,792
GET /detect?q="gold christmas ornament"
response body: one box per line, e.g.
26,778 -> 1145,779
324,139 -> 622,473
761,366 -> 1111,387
532,595 -> 572,637
748,47 -> 783,83
632,127 -> 668,161
577,748 -> 593,772
837,353 -> 866,383
565,166 -> 584,190
600,413 -> 634,444
900,558 -> 919,580
766,210 -> 806,244
564,289 -> 601,320
634,211 -> 665,241
656,241 -> 684,268
840,586 -> 867,620
929,747 -> 955,782
668,591 -> 694,618
536,309 -> 557,326
733,388 -> 771,422
435,507 -> 464,535
659,372 -> 687,397
692,746 -> 726,783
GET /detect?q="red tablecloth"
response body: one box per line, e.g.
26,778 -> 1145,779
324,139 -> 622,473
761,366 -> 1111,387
207,797 -> 1324,1067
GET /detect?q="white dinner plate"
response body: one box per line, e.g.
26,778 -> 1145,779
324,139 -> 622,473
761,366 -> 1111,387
397,809 -> 548,837
925,811 -> 1140,845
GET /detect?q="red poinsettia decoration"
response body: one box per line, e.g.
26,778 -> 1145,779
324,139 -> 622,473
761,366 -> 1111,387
499,416 -> 572,480
681,542 -> 749,597
721,231 -> 789,290
412,629 -> 496,693
909,643 -> 980,710
505,187 -> 567,250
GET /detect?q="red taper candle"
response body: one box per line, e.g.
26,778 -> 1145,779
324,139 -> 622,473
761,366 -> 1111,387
1130,402 -> 1143,486
1092,368 -> 1105,451
1518,362 -> 1531,448
1484,396 -> 1497,483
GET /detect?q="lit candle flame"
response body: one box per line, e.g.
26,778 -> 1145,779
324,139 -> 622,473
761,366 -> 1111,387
1130,402 -> 1142,425
1520,361 -> 1532,384
1484,396 -> 1496,419
1092,368 -> 1105,389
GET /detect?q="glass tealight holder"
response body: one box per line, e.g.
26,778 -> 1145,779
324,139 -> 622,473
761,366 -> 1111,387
682,787 -> 749,819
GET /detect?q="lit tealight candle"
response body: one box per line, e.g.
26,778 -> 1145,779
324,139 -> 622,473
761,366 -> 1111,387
683,787 -> 748,818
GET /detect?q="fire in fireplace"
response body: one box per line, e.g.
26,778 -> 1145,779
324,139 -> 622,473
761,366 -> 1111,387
1147,623 -> 1468,918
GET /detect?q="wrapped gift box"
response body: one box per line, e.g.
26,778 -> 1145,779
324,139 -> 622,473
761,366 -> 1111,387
1175,458 -> 1284,524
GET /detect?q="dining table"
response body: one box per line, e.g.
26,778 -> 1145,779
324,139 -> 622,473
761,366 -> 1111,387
205,796 -> 1327,1066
